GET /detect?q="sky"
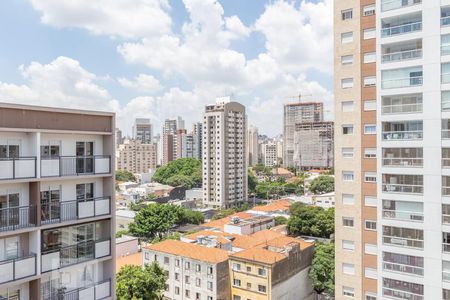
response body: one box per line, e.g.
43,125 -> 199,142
0,0 -> 333,137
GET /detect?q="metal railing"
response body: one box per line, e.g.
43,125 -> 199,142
443,16 -> 450,27
443,214 -> 450,224
42,278 -> 111,300
381,21 -> 422,37
444,243 -> 450,253
382,131 -> 423,140
41,197 -> 111,225
442,45 -> 450,56
0,157 -> 37,180
0,205 -> 36,231
382,102 -> 422,114
0,253 -> 37,284
383,261 -> 424,276
444,270 -> 450,282
41,155 -> 111,178
443,158 -> 450,168
381,0 -> 421,12
383,235 -> 424,249
382,158 -> 423,167
443,74 -> 450,84
382,49 -> 422,63
382,209 -> 424,222
383,288 -> 423,300
382,183 -> 423,194
381,76 -> 423,89
443,187 -> 450,196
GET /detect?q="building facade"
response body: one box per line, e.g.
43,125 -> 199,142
132,118 -> 152,144
261,142 -> 278,168
193,122 -> 203,160
0,103 -> 115,300
334,0 -> 378,299
293,121 -> 334,170
202,98 -> 248,208
247,125 -> 259,167
116,139 -> 157,174
283,102 -> 323,168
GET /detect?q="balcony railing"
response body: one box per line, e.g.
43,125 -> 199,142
444,214 -> 450,224
382,49 -> 422,63
443,187 -> 450,196
443,74 -> 450,84
383,209 -> 424,222
0,157 -> 36,180
382,103 -> 422,114
382,131 -> 423,140
383,288 -> 423,300
442,45 -> 450,56
381,0 -> 422,12
444,243 -> 450,253
0,253 -> 37,284
383,235 -> 424,249
41,238 -> 111,273
382,183 -> 423,194
383,261 -> 424,276
41,197 -> 111,225
0,205 -> 37,232
42,279 -> 111,300
443,16 -> 450,27
382,158 -> 423,167
41,155 -> 111,178
381,21 -> 422,37
381,76 -> 423,89
444,270 -> 450,282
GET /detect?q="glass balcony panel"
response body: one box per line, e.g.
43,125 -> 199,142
382,21 -> 422,37
381,0 -> 422,12
382,94 -> 423,114
0,253 -> 37,284
0,157 -> 36,180
382,49 -> 422,63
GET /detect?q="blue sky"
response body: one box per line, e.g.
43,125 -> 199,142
0,0 -> 333,136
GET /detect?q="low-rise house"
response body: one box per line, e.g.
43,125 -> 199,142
224,215 -> 275,235
248,199 -> 292,217
144,240 -> 231,300
116,209 -> 136,231
116,235 -> 139,257
313,191 -> 335,209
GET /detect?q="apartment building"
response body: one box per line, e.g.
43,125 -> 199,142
132,118 -> 152,144
193,122 -> 203,160
143,240 -> 230,300
283,102 -> 323,168
229,236 -> 314,300
0,103 -> 115,300
261,142 -> 278,168
247,125 -> 259,167
334,0 -> 378,299
202,98 -> 247,209
115,128 -> 123,148
293,121 -> 334,170
116,139 -> 157,173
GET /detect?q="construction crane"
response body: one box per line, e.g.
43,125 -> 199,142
286,92 -> 313,103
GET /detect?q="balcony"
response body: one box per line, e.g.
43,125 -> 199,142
41,155 -> 111,178
41,238 -> 111,273
0,205 -> 37,232
383,209 -> 423,222
382,131 -> 422,141
383,235 -> 423,249
381,0 -> 421,12
382,121 -> 423,141
382,49 -> 422,63
42,279 -> 111,300
382,182 -> 423,194
0,253 -> 37,284
383,261 -> 423,276
442,7 -> 450,27
41,197 -> 111,225
381,76 -> 423,89
382,148 -> 423,168
0,157 -> 36,180
382,94 -> 423,115
381,15 -> 422,38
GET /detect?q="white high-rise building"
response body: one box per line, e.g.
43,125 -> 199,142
247,125 -> 259,166
202,97 -> 247,208
261,142 -> 278,168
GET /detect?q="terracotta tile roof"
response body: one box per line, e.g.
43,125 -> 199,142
231,230 -> 284,250
184,230 -> 237,245
145,240 -> 229,264
276,168 -> 294,175
263,236 -> 314,250
201,212 -> 254,231
231,247 -> 286,265
116,252 -> 142,273
251,199 -> 292,213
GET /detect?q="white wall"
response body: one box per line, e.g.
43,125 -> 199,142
272,267 -> 314,300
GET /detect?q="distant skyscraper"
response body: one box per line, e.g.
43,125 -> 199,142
193,122 -> 203,160
247,125 -> 259,166
283,102 -> 323,167
202,97 -> 247,208
132,118 -> 153,144
261,141 -> 278,168
116,128 -> 123,148
162,117 -> 184,164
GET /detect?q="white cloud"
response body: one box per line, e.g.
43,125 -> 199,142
29,0 -> 172,39
118,74 -> 162,93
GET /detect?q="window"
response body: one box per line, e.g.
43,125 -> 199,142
365,220 -> 377,231
342,148 -> 354,158
196,293 -> 200,300
364,172 -> 377,183
364,76 -> 376,87
196,278 -> 201,287
258,285 -> 267,293
341,32 -> 353,43
365,243 -> 377,255
364,100 -> 376,111
196,264 -> 201,272
233,296 -> 241,300
175,273 -> 180,281
175,259 -> 180,267
246,282 -> 251,289
40,142 -> 60,159
246,266 -> 251,272
207,281 -> 213,291
364,28 -> 376,39
185,262 -> 190,270
342,101 -> 354,112
365,267 -> 377,279
364,148 -> 377,158
364,52 -> 376,63
342,171 -> 354,181
343,125 -> 354,135
185,275 -> 190,284
343,263 -> 355,275
258,268 -> 266,276
342,194 -> 354,205
164,257 -> 169,265
343,286 -> 355,297
232,263 -> 241,271
343,240 -> 355,251
233,279 -> 241,287
342,9 -> 353,20
207,266 -> 213,275
364,124 -> 376,135
175,287 -> 180,295
185,290 -> 190,298
341,55 -> 353,65
366,294 -> 377,300
363,4 -> 375,16
343,217 -> 354,227
341,78 -> 354,89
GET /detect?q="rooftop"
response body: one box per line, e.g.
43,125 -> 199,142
116,252 -> 142,273
225,214 -> 274,228
250,199 -> 292,213
202,212 -> 254,231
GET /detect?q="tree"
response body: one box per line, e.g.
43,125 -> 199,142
116,262 -> 167,300
309,175 -> 334,195
180,209 -> 205,225
274,216 -> 287,226
152,158 -> 201,189
212,208 -> 236,220
287,204 -> 334,238
248,170 -> 257,193
129,204 -> 184,241
116,170 -> 137,182
252,164 -> 272,176
115,230 -> 129,238
309,242 -> 335,295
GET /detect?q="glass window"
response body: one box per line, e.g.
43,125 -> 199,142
341,32 -> 353,43
342,148 -> 354,158
342,101 -> 354,112
343,286 -> 355,297
363,4 -> 375,16
364,76 -> 376,87
343,240 -> 355,251
343,263 -> 355,275
342,171 -> 354,181
364,28 -> 376,39
342,194 -> 354,205
341,78 -> 354,89
343,217 -> 354,227
365,220 -> 377,230
342,9 -> 353,20
341,55 -> 353,65
343,125 -> 354,135
364,148 -> 377,158
364,100 -> 376,111
364,124 -> 376,134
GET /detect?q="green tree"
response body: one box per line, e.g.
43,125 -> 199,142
180,209 -> 205,225
129,204 -> 184,241
248,170 -> 258,193
274,216 -> 288,226
116,170 -> 137,182
152,158 -> 201,189
309,242 -> 335,295
116,262 -> 167,300
115,230 -> 129,238
252,164 -> 272,176
309,175 -> 335,195
212,208 -> 236,220
287,204 -> 334,238
151,232 -> 181,244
